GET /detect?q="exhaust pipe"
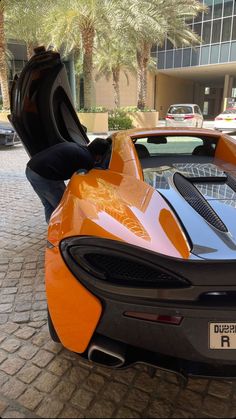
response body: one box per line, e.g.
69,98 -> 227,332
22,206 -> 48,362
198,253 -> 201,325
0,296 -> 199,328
88,336 -> 126,368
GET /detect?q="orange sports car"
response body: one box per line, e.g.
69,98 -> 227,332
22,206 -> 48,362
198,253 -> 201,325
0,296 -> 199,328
10,48 -> 236,378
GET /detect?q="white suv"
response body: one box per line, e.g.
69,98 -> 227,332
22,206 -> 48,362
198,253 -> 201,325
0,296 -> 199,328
165,104 -> 203,128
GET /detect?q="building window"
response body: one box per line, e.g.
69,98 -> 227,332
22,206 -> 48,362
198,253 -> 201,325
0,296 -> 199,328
232,88 -> 236,98
213,0 -> 223,19
230,41 -> 236,61
222,17 -> 232,42
205,87 -> 210,94
202,21 -> 212,44
223,0 -> 233,17
183,49 -> 191,66
220,42 -> 230,62
166,50 -> 174,68
204,0 -> 213,20
157,52 -> 165,69
210,44 -> 220,63
212,19 -> 222,43
191,48 -> 200,65
232,16 -> 236,40
174,49 -> 182,68
193,23 -> 202,37
201,46 -> 210,64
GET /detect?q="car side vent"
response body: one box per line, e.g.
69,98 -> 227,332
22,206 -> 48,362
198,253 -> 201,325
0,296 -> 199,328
174,173 -> 228,233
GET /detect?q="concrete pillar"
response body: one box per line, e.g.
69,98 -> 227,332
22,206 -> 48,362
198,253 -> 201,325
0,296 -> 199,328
222,74 -> 234,110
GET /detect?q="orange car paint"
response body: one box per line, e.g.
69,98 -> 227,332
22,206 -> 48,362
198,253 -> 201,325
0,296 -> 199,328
45,246 -> 102,353
215,134 -> 236,165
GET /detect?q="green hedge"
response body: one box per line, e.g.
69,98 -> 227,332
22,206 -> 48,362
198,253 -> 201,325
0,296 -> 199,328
108,109 -> 133,130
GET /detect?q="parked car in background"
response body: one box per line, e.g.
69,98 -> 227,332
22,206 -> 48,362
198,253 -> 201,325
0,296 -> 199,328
214,108 -> 236,133
165,104 -> 203,128
0,122 -> 21,146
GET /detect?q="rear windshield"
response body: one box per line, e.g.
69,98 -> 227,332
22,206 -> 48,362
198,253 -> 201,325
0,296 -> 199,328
168,106 -> 193,115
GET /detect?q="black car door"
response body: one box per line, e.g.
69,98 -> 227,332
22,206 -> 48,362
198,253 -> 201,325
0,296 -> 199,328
9,46 -> 89,157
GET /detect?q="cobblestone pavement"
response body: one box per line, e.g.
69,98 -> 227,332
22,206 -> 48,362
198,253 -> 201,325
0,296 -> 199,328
0,144 -> 236,419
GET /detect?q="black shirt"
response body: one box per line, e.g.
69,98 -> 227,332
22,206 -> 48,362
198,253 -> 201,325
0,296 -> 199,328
27,142 -> 94,180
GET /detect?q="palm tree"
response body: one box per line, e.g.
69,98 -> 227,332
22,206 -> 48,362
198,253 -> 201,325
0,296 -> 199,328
5,0 -> 54,60
94,37 -> 136,108
0,0 -> 10,110
117,0 -> 206,109
45,0 -> 119,110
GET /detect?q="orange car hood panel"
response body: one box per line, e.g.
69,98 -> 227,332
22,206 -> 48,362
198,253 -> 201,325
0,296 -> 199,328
49,169 -> 190,259
45,246 -> 102,353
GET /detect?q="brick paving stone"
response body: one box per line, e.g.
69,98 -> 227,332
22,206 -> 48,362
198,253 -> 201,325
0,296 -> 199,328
87,399 -> 116,418
58,405 -> 84,418
187,378 -> 209,393
47,357 -> 72,376
134,371 -> 159,393
115,407 -> 141,418
0,323 -> 19,334
1,410 -> 26,418
0,357 -> 25,375
14,326 -> 36,340
71,388 -> 95,410
10,312 -> 30,324
36,397 -> 64,418
0,304 -> 13,313
102,381 -> 128,403
0,350 -> 8,364
18,387 -> 43,410
177,389 -> 203,412
1,377 -> 26,399
18,344 -> 39,360
147,399 -> 173,418
31,349 -> 54,368
171,409 -> 196,418
124,388 -> 150,412
34,371 -> 60,392
1,338 -> 21,353
43,341 -> 62,354
0,400 -> 8,416
51,380 -> 76,402
208,380 -> 232,399
68,365 -> 90,385
83,374 -> 105,393
17,364 -> 41,384
202,395 -> 229,418
2,288 -> 18,295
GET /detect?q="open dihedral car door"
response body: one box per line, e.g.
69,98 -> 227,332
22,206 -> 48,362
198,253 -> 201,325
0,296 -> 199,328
9,46 -> 89,157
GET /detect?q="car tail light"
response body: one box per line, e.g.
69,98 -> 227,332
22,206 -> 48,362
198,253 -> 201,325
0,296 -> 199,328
124,311 -> 183,325
184,115 -> 194,119
165,115 -> 174,119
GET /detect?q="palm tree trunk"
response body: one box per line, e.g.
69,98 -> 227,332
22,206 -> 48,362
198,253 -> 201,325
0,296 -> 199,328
137,42 -> 151,110
0,7 -> 10,110
81,28 -> 95,110
112,69 -> 120,108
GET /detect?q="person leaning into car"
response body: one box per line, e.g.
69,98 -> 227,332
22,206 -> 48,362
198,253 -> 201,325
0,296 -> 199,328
26,138 -> 109,223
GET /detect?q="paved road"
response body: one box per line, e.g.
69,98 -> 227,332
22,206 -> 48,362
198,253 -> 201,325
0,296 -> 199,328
0,143 -> 236,418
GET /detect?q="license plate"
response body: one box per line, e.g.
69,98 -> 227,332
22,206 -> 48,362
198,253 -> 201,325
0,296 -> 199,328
209,323 -> 236,349
174,117 -> 184,121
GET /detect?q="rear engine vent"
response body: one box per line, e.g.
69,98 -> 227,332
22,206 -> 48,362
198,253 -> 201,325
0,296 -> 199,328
69,248 -> 190,288
227,174 -> 236,193
174,173 -> 228,233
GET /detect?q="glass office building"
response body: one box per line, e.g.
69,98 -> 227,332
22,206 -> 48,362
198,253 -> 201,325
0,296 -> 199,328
153,0 -> 236,118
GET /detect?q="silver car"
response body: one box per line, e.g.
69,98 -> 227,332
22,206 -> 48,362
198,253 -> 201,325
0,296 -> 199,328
165,104 -> 203,128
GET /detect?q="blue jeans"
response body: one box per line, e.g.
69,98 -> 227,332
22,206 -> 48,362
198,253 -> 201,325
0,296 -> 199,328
26,166 -> 66,223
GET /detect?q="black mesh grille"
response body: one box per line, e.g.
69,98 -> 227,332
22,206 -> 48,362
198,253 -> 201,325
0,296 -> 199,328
174,173 -> 228,233
82,253 -> 189,288
227,174 -> 236,193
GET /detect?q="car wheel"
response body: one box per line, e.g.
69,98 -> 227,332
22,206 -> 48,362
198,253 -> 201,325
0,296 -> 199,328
47,309 -> 61,342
